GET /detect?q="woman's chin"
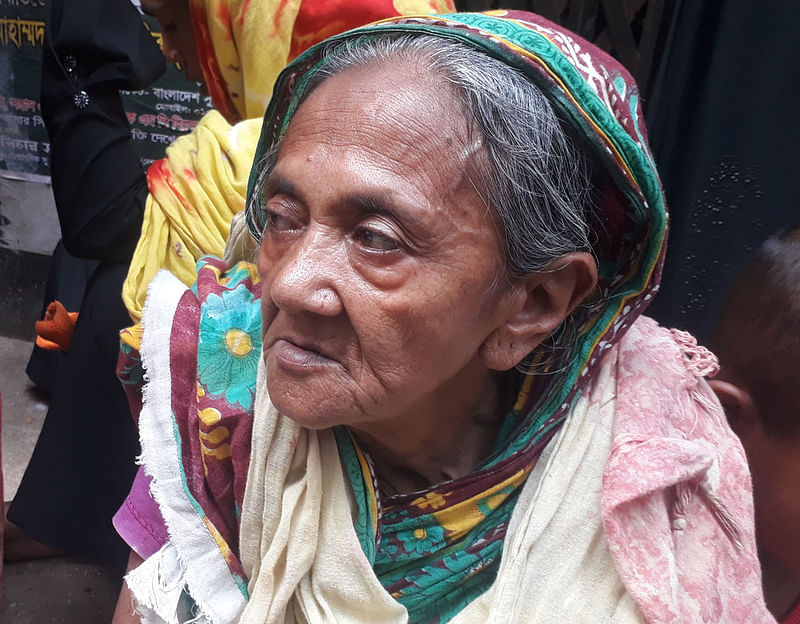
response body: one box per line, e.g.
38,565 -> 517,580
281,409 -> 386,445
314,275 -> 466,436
263,347 -> 359,428
265,374 -> 348,431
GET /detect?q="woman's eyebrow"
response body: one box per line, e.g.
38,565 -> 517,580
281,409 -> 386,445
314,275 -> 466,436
264,174 -> 397,216
263,171 -> 428,229
347,193 -> 428,231
349,193 -> 391,214
261,173 -> 297,200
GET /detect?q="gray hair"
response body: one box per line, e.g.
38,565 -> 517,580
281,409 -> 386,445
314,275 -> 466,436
254,33 -> 595,281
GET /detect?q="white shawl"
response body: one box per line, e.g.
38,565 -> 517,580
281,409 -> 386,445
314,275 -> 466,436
128,271 -> 643,623
236,346 -> 642,623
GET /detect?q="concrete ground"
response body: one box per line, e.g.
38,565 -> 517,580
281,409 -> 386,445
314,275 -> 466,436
1,334 -> 122,623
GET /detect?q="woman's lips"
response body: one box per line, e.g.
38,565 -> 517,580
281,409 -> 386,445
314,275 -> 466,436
270,338 -> 338,372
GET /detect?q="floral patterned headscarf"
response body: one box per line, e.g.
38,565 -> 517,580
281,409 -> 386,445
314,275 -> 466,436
189,0 -> 456,123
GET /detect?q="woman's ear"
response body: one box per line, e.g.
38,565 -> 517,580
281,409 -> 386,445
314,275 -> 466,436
707,378 -> 759,438
480,252 -> 598,371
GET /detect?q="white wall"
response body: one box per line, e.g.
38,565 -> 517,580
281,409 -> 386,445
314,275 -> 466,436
0,175 -> 59,255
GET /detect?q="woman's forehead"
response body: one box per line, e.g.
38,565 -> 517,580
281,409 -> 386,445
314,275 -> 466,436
282,65 -> 474,174
264,66 -> 487,226
296,63 -> 464,143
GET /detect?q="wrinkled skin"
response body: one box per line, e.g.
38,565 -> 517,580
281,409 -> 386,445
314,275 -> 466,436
256,62 -> 526,480
256,60 -> 599,489
140,0 -> 203,83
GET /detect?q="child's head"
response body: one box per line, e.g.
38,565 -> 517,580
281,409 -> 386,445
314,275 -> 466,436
709,225 -> 800,572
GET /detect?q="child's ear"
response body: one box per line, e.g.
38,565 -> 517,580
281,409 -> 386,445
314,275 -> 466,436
707,378 -> 759,438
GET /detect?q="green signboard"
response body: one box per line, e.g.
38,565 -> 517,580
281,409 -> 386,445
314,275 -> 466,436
0,0 -> 210,180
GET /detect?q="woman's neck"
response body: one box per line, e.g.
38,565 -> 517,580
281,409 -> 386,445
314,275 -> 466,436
351,370 -> 512,496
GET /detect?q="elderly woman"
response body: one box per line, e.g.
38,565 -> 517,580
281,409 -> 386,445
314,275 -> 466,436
113,10 -> 774,624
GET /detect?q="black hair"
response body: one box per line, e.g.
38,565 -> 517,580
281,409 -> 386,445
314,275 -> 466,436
710,224 -> 800,437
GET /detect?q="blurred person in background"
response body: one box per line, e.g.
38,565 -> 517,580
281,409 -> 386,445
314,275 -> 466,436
709,225 -> 800,623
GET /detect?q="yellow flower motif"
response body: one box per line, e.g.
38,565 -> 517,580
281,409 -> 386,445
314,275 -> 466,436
200,425 -> 229,445
392,0 -> 455,15
200,426 -> 232,463
432,469 -> 531,541
202,445 -> 232,461
200,434 -> 232,476
486,493 -> 507,511
198,407 -> 221,427
412,491 -> 447,511
224,328 -> 253,357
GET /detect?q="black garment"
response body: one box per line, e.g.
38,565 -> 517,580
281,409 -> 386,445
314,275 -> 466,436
25,241 -> 98,395
9,0 -> 165,564
41,0 -> 164,262
645,0 -> 800,343
12,264 -> 140,562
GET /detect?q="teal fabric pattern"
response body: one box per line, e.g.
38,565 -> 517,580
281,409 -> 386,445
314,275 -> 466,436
197,287 -> 262,410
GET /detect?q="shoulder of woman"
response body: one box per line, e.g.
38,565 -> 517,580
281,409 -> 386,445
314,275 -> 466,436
609,314 -> 732,451
617,315 -> 719,387
602,317 -> 770,624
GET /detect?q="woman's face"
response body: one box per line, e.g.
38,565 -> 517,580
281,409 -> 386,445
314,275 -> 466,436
257,62 -> 521,433
141,0 -> 203,84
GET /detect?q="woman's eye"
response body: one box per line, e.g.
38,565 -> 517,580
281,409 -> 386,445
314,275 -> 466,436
263,210 -> 296,233
356,227 -> 400,252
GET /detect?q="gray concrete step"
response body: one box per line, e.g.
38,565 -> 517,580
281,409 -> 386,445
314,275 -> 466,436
1,334 -> 122,622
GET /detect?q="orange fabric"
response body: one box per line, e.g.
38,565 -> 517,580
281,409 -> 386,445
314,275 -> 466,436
34,300 -> 79,351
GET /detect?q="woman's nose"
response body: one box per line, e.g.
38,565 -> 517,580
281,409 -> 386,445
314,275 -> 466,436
267,233 -> 344,317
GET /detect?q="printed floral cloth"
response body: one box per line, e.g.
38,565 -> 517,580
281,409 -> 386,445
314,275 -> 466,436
190,0 -> 456,125
118,259 -> 774,623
